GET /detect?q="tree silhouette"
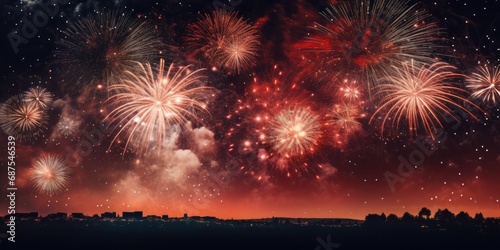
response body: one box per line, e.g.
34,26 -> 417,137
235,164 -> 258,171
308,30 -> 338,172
456,211 -> 472,224
380,212 -> 387,221
401,212 -> 414,223
474,212 -> 485,223
434,208 -> 455,224
364,213 -> 386,225
418,207 -> 431,219
386,213 -> 399,224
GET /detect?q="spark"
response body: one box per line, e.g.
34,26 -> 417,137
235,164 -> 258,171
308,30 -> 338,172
331,103 -> 365,135
29,154 -> 71,195
307,0 -> 440,90
56,116 -> 81,137
105,59 -> 215,155
269,106 -> 322,157
370,61 -> 479,139
24,87 -> 53,110
55,11 -> 161,92
185,10 -> 260,74
0,94 -> 47,140
466,64 -> 500,105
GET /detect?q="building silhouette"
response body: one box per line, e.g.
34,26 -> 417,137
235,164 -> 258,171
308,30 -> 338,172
15,212 -> 38,220
47,212 -> 67,220
123,211 -> 143,220
71,213 -> 86,219
101,212 -> 117,219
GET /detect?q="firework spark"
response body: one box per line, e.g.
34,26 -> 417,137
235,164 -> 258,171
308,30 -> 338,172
338,79 -> 362,102
56,116 -> 81,137
185,10 -> 260,74
24,87 -> 53,110
29,154 -> 71,195
269,106 -> 322,157
223,66 -> 327,175
307,0 -> 439,90
55,11 -> 161,91
466,64 -> 500,105
0,94 -> 47,140
105,59 -> 215,155
370,61 -> 478,139
331,103 -> 365,135
225,66 -> 313,156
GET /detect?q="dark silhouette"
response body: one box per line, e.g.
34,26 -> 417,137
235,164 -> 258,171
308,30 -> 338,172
400,212 -> 414,223
2,208 -> 500,250
364,213 -> 386,225
434,208 -> 455,227
386,213 -> 399,224
474,212 -> 485,223
418,207 -> 431,219
456,211 -> 472,225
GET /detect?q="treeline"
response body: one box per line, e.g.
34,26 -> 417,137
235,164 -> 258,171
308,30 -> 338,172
364,207 -> 500,228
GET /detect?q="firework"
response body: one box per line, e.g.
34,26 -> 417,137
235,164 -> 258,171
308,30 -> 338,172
370,61 -> 478,139
331,103 -> 365,135
466,64 -> 500,105
56,116 -> 81,137
105,59 -> 214,155
55,11 -> 161,91
307,0 -> 439,90
29,154 -> 71,195
0,94 -> 47,140
269,106 -> 322,157
185,10 -> 260,74
337,78 -> 362,102
223,66 -> 327,176
24,87 -> 53,110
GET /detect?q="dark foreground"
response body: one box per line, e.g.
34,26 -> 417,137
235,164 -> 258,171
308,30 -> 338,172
2,220 -> 500,249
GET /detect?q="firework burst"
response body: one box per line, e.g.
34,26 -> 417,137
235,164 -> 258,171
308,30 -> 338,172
337,78 -> 362,102
29,154 -> 71,195
370,61 -> 478,139
0,94 -> 47,140
24,87 -> 53,110
307,0 -> 439,90
330,103 -> 365,136
56,116 -> 81,137
269,106 -> 322,157
55,11 -> 161,92
224,66 -> 327,176
105,59 -> 215,155
466,64 -> 500,105
185,10 -> 260,74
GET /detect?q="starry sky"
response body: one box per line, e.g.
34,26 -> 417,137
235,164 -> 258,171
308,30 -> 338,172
0,0 -> 499,220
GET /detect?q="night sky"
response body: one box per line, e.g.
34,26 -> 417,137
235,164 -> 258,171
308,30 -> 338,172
0,0 -> 499,220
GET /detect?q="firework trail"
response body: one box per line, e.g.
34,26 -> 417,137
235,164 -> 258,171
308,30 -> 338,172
306,0 -> 440,91
466,64 -> 500,105
24,87 -> 53,110
370,61 -> 479,139
105,59 -> 215,155
29,154 -> 71,195
0,94 -> 47,140
55,11 -> 162,92
185,10 -> 260,74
